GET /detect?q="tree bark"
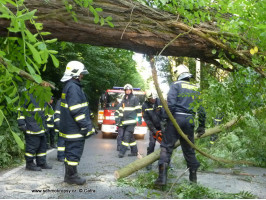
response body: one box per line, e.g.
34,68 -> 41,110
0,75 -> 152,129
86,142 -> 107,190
1,0 -> 263,76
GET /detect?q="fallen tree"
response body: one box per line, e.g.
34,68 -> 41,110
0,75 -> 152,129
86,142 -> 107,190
0,0 -> 265,77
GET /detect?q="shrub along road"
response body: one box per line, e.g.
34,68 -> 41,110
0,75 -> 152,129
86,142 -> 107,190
0,132 -> 265,198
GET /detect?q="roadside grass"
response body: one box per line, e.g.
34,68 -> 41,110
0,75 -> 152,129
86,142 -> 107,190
116,170 -> 257,199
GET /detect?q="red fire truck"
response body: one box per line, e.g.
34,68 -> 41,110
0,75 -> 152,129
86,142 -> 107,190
98,87 -> 148,139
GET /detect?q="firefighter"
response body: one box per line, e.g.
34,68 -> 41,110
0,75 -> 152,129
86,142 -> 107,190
115,84 -> 142,158
54,99 -> 65,162
45,96 -> 57,149
142,90 -> 164,170
17,90 -> 52,171
154,64 -> 206,186
60,61 -> 94,185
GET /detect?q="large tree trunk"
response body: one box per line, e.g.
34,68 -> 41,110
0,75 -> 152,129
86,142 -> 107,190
1,0 -> 263,76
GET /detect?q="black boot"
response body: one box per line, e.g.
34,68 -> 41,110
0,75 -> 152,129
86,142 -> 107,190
37,162 -> 52,169
26,162 -> 42,171
128,152 -> 138,156
64,164 -> 86,185
189,168 -> 197,183
154,163 -> 168,186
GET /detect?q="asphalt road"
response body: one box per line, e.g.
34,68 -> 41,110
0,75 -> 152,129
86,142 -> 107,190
0,132 -> 265,199
0,132 -> 156,199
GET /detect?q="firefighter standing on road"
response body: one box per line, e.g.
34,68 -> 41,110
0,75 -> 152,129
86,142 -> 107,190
115,84 -> 142,158
142,90 -> 164,170
17,90 -> 52,171
45,96 -> 57,149
60,61 -> 94,185
155,64 -> 206,186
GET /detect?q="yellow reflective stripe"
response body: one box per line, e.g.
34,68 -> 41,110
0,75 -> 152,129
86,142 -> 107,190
65,159 -> 78,166
37,153 -> 46,157
214,119 -> 222,121
124,107 -> 135,111
135,105 -> 142,109
58,147 -> 65,151
55,129 -> 59,132
114,116 -> 119,118
129,141 -> 137,146
119,113 -> 123,116
75,114 -> 85,121
118,107 -> 123,111
26,130 -> 45,134
25,153 -> 35,157
137,113 -> 142,117
158,105 -> 163,108
145,108 -> 153,111
210,141 -> 215,144
61,102 -> 68,108
54,118 -> 60,122
69,102 -> 88,111
122,141 -> 129,146
86,129 -> 95,137
17,116 -> 25,119
122,119 -> 137,124
59,132 -> 83,139
181,83 -> 198,91
55,110 -> 61,114
47,124 -> 54,128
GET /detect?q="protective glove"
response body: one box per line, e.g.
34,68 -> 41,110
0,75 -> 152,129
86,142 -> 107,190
80,128 -> 89,137
196,126 -> 205,137
19,125 -> 27,133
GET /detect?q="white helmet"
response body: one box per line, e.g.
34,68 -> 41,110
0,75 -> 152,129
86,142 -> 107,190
145,90 -> 157,99
124,84 -> 133,90
174,64 -> 192,80
61,61 -> 88,82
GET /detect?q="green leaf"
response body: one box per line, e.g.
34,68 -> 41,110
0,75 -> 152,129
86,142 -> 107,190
26,42 -> 42,64
24,29 -> 36,43
32,74 -> 42,84
3,0 -> 17,6
11,131 -> 25,150
0,110 -> 3,126
45,38 -> 57,43
17,9 -> 37,20
212,49 -> 217,54
50,54 -> 59,68
48,50 -> 58,54
40,32 -> 51,36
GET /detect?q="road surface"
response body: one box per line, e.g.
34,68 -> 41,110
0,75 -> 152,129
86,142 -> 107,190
0,132 -> 265,198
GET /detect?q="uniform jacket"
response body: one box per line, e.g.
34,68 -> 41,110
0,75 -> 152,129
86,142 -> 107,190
167,80 -> 206,127
142,98 -> 163,132
59,79 -> 94,141
115,93 -> 142,126
17,93 -> 46,136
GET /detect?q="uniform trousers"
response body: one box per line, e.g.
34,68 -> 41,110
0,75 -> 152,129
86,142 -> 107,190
65,139 -> 85,166
57,135 -> 65,160
147,130 -> 156,155
25,134 -> 47,165
159,114 -> 200,170
120,125 -> 138,154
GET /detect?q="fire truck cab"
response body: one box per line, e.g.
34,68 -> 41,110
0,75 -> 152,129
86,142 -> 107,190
98,87 -> 148,139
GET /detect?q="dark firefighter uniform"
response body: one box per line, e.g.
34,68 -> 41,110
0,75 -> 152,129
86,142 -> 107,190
45,103 -> 56,148
17,93 -> 50,170
159,80 -> 206,170
54,99 -> 65,162
59,79 -> 94,166
115,93 -> 142,157
142,98 -> 164,155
